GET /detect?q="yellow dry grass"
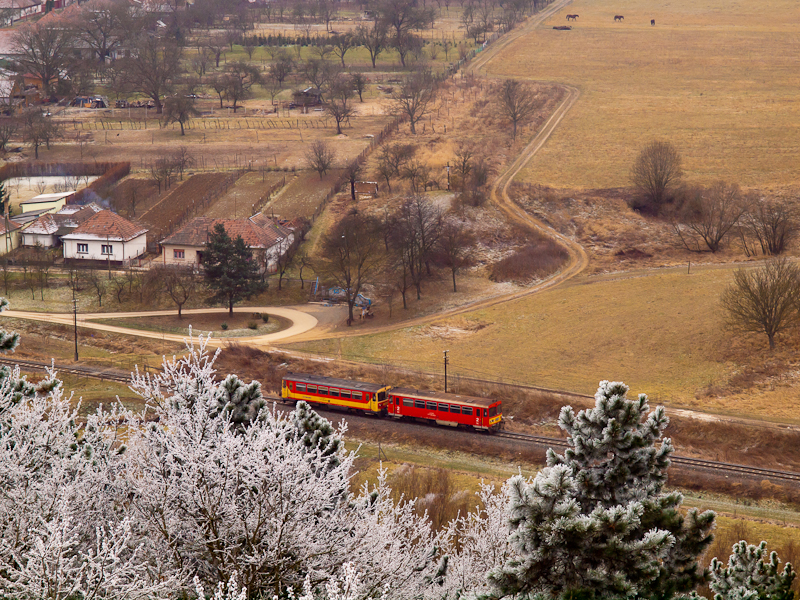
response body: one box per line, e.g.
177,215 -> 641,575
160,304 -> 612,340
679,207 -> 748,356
285,262 -> 800,423
484,0 -> 800,189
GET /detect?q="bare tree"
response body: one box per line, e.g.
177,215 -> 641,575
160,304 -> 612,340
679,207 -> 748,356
269,50 -> 294,87
12,14 -> 75,99
305,140 -> 335,178
19,108 -> 62,159
344,160 -> 363,201
721,257 -> 800,350
209,73 -> 229,109
317,209 -> 385,325
630,140 -> 683,213
273,235 -> 300,291
0,117 -> 18,151
330,32 -> 355,67
498,79 -> 540,140
355,22 -> 388,68
377,143 -> 415,191
453,144 -> 473,191
74,0 -> 132,63
436,218 -> 476,292
122,34 -> 183,114
392,69 -> 436,134
740,197 -> 800,256
206,33 -> 228,67
673,182 -> 747,253
350,72 -> 368,102
224,60 -> 262,112
160,265 -> 197,318
326,75 -> 355,135
172,146 -> 195,180
162,92 -> 200,136
243,40 -> 257,59
86,269 -> 108,307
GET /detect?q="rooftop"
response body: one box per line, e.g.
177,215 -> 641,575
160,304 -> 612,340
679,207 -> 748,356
61,209 -> 148,242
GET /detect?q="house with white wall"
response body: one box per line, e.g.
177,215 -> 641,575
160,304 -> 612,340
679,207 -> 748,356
160,216 -> 294,272
21,203 -> 102,248
62,210 -> 147,263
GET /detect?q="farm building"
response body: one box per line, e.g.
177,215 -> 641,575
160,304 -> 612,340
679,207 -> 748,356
62,210 -> 148,263
0,218 -> 23,255
161,216 -> 294,272
19,191 -> 76,214
291,87 -> 322,108
20,203 -> 102,247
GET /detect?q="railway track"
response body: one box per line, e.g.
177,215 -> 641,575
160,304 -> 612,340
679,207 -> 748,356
2,358 -> 131,384
8,358 -> 800,487
496,430 -> 800,485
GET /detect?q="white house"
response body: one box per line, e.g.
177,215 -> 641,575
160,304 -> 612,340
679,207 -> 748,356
62,210 -> 148,263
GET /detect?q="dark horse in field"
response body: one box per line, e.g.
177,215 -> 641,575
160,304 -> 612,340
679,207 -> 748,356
614,15 -> 624,21
566,14 -> 578,21
651,18 -> 655,25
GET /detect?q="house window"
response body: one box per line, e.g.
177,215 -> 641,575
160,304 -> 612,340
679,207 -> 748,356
173,249 -> 185,259
76,243 -> 88,253
101,244 -> 113,255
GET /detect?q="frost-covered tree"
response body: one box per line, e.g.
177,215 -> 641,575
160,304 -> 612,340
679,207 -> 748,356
486,381 -> 716,600
122,335 -> 440,600
710,541 -> 796,600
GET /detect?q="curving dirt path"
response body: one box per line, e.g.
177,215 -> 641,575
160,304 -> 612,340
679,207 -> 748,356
2,307 -> 318,348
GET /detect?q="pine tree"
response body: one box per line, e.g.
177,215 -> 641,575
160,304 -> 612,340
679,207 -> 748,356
213,374 -> 266,431
289,400 -> 345,472
710,541 -> 796,600
487,381 -> 715,600
203,222 -> 266,315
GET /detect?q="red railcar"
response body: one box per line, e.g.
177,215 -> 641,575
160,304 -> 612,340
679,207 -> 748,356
387,388 -> 502,431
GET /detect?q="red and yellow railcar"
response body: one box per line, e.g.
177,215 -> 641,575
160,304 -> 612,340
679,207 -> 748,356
282,373 -> 391,414
387,388 -> 503,431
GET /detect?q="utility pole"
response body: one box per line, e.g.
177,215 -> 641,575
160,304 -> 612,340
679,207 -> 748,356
443,349 -> 449,393
72,292 -> 78,362
445,162 -> 451,191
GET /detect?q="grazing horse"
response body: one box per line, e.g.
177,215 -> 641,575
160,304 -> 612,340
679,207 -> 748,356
651,18 -> 655,25
614,15 -> 624,21
566,14 -> 578,21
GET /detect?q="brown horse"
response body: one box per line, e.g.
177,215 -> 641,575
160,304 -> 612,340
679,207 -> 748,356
614,15 -> 624,21
566,14 -> 578,21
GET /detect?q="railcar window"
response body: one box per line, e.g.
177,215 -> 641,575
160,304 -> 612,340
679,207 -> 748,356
403,398 -> 414,407
414,400 -> 425,409
318,386 -> 329,394
378,391 -> 386,401
425,401 -> 435,410
438,403 -> 449,412
489,406 -> 497,417
330,389 -> 339,397
307,385 -> 317,393
296,383 -> 306,392
450,405 -> 461,414
484,409 -> 487,417
462,407 -> 473,416
341,390 -> 351,399
353,391 -> 362,400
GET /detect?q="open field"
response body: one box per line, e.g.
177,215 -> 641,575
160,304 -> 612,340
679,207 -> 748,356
284,261 -> 800,424
483,0 -> 800,189
205,171 -> 288,219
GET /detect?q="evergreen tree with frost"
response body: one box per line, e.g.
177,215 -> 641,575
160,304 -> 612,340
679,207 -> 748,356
486,380 -> 715,600
710,541 -> 795,600
213,373 -> 266,431
289,400 -> 345,471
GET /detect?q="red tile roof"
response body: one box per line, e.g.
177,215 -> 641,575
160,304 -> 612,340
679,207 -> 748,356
61,209 -> 147,242
161,217 -> 290,249
0,218 -> 21,235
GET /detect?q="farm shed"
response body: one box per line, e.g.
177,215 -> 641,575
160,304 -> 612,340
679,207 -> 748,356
0,218 -> 23,255
19,191 -> 75,214
62,210 -> 147,263
161,216 -> 294,272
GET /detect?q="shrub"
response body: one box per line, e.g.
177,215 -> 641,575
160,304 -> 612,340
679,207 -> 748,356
261,313 -> 269,323
490,240 -> 568,283
247,321 -> 258,330
221,322 -> 228,330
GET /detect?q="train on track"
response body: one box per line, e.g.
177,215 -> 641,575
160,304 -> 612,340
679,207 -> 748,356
282,372 -> 503,432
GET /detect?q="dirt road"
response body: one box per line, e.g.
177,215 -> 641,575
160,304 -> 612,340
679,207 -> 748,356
2,306 -> 318,348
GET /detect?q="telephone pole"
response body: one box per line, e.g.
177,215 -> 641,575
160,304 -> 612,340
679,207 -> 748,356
72,294 -> 79,362
443,349 -> 449,393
